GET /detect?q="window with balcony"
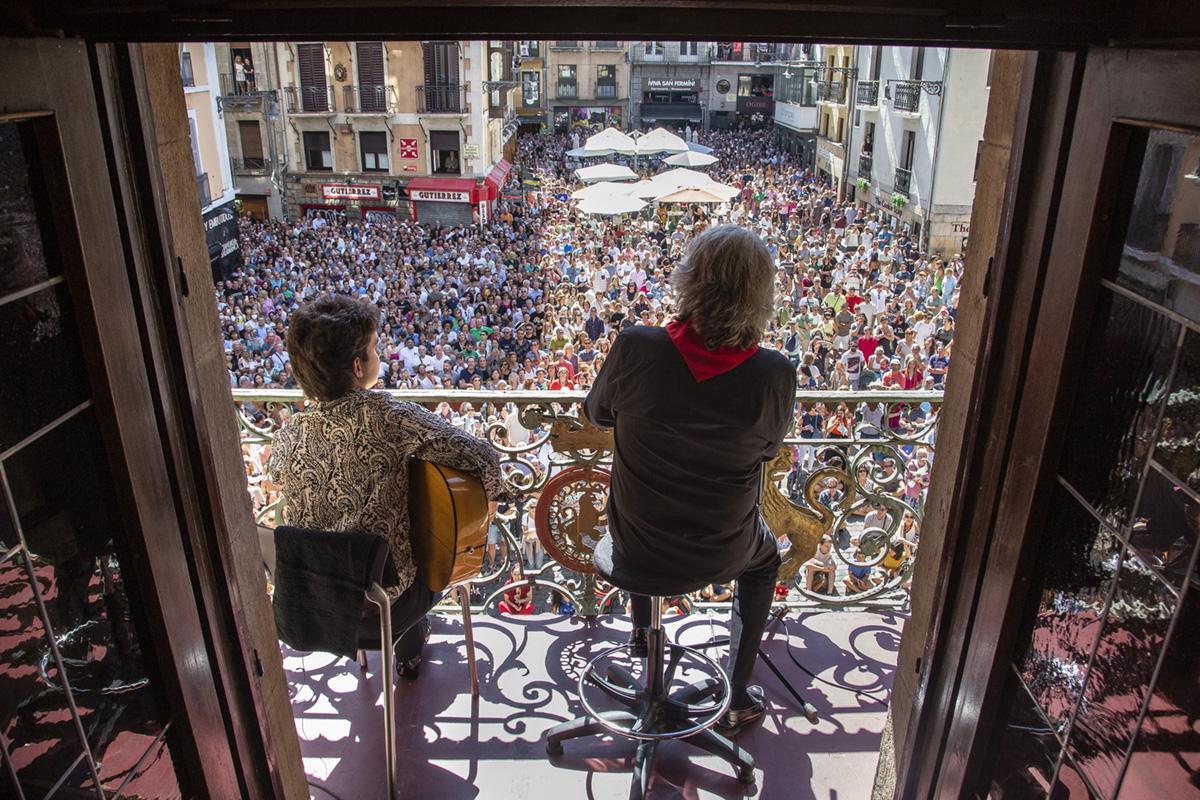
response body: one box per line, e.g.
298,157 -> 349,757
835,115 -> 844,143
522,70 -> 540,106
297,43 -> 329,112
355,42 -> 386,112
518,40 -> 540,58
360,131 -> 389,172
778,68 -> 817,105
421,41 -> 461,113
430,129 -> 460,174
238,120 -> 265,169
303,130 -> 332,171
553,41 -> 579,49
596,64 -> 617,99
678,41 -> 699,57
557,64 -> 577,99
594,41 -> 620,50
180,50 -> 195,87
644,41 -> 665,57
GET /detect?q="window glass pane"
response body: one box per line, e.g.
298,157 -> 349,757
0,285 -> 91,455
1013,485 -> 1123,731
1153,328 -> 1200,496
1119,585 -> 1200,799
4,408 -> 180,796
985,670 -> 1059,799
1059,290 -> 1178,522
1065,551 -> 1175,798
0,120 -> 63,298
1130,465 -> 1200,590
1113,129 -> 1200,325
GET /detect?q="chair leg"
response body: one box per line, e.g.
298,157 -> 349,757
367,584 -> 396,800
630,739 -> 658,800
457,584 -> 479,696
546,710 -> 638,756
685,728 -> 756,783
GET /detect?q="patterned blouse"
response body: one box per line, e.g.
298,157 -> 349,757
268,389 -> 510,597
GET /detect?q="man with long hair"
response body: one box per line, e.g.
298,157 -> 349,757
585,224 -> 795,736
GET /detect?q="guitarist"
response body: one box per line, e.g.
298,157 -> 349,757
269,294 -> 513,678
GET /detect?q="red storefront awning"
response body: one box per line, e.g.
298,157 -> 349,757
406,177 -> 476,194
484,159 -> 514,201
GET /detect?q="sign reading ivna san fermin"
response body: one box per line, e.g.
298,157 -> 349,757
321,183 -> 382,200
644,78 -> 700,91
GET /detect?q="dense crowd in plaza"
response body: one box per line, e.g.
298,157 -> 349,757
230,126 -> 957,597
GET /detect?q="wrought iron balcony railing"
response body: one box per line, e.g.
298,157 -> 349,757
595,83 -> 618,99
895,166 -> 913,196
416,84 -> 465,114
342,84 -> 397,114
284,85 -> 336,114
892,81 -> 921,113
556,83 -> 578,99
859,151 -> 873,179
857,80 -> 880,106
230,156 -> 270,172
236,388 -> 942,615
551,41 -> 580,49
816,80 -> 846,105
593,41 -> 622,49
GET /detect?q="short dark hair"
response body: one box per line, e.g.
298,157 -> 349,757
286,295 -> 378,401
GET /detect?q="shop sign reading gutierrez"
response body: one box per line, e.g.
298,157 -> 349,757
320,183 -> 381,200
410,188 -> 471,203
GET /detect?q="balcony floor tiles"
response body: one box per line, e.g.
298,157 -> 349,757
287,609 -> 904,800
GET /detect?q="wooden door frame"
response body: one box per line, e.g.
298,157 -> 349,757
898,46 -> 1200,798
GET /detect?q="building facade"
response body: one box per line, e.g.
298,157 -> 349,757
706,42 -> 796,131
772,61 -> 820,169
515,40 -> 546,134
812,44 -> 857,197
274,40 -> 517,227
179,42 -> 242,281
846,46 -> 991,254
545,40 -> 631,133
213,41 -> 288,222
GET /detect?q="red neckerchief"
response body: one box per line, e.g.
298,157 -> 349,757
666,319 -> 759,382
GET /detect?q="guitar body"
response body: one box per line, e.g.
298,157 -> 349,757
409,459 -> 492,592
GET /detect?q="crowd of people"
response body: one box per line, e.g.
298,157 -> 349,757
229,125 -> 956,598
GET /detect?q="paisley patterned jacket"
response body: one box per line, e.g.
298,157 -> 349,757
269,389 -> 510,597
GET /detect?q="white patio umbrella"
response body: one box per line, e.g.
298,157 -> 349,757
583,126 -> 637,155
664,150 -> 719,167
570,181 -> 634,200
635,127 -> 690,154
577,195 -> 648,215
687,141 -> 715,154
574,163 -> 638,183
566,146 -> 611,158
652,167 -> 715,189
627,179 -> 667,199
654,187 -> 729,204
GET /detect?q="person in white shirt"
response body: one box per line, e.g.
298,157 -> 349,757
399,339 -> 422,371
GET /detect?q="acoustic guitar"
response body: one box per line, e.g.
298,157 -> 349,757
409,459 -> 494,592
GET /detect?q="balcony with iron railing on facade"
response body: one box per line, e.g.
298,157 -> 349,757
892,81 -> 922,113
551,40 -> 581,50
857,80 -> 880,106
595,83 -> 618,99
235,387 -> 941,615
230,156 -> 271,174
859,151 -> 873,180
630,43 -> 708,63
556,82 -> 578,99
592,41 -> 622,50
894,166 -> 913,197
342,84 -> 398,114
416,84 -> 465,114
816,80 -> 846,105
284,85 -> 336,114
711,42 -> 787,63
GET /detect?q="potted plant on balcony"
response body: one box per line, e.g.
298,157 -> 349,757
890,192 -> 908,211
856,177 -> 869,192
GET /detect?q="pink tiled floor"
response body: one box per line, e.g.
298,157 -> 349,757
286,609 -> 905,800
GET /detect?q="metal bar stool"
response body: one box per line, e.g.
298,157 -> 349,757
545,535 -> 755,799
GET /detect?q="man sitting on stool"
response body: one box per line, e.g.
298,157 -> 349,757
584,224 -> 795,736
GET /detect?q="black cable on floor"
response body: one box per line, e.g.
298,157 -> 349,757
779,615 -> 890,707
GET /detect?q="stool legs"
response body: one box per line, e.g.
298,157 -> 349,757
631,740 -> 658,800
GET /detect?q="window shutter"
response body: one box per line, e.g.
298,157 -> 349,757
297,43 -> 327,111
356,42 -> 385,111
238,121 -> 264,166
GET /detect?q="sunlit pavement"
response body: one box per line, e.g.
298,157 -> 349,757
286,608 -> 905,800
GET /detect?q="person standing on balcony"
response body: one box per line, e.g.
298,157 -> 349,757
233,55 -> 246,95
583,224 -> 794,737
269,295 -> 513,678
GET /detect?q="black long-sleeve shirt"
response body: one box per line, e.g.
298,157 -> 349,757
585,326 -> 796,584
